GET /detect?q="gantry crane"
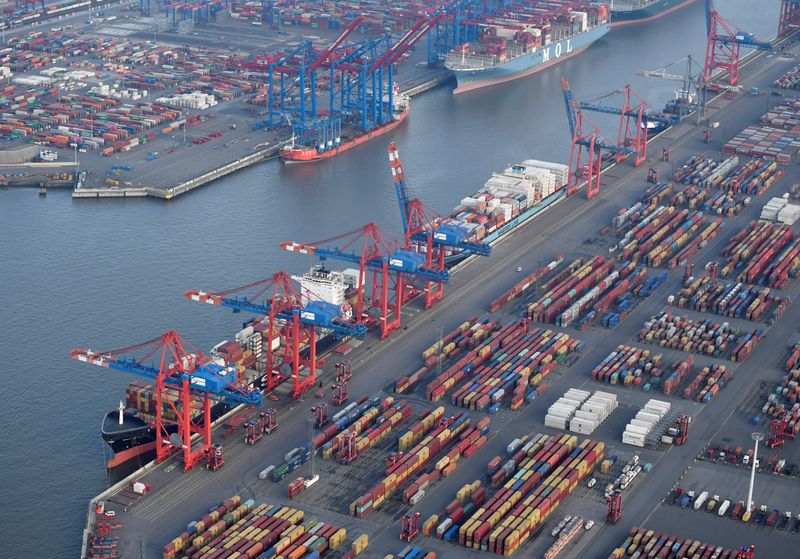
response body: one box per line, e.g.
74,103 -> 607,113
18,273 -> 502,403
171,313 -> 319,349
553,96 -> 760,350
71,331 -> 263,471
779,0 -> 800,37
426,0 -> 516,64
265,15 -> 365,132
186,271 -> 365,399
704,0 -> 771,88
578,85 -> 679,167
561,78 -> 635,199
766,410 -> 797,448
281,223 -> 449,338
388,142 -> 490,308
736,545 -> 756,559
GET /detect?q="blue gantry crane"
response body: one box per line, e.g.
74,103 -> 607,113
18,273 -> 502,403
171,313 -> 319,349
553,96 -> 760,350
704,0 -> 771,87
265,15 -> 365,132
282,223 -> 449,338
71,331 -> 263,471
426,0 -> 514,64
388,141 -> 489,308
186,271 -> 365,398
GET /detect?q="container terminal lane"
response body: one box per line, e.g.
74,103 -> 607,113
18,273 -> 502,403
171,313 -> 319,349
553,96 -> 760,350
76,29 -> 800,559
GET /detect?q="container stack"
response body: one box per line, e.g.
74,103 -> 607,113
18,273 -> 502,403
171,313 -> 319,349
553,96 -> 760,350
448,159 -> 568,242
672,275 -> 787,322
760,196 -> 788,221
488,255 -> 564,312
386,548 -> 436,559
720,221 -> 800,287
608,526 -> 744,559
163,497 -> 350,559
544,388 -> 590,430
351,413 -> 478,517
683,364 -> 731,402
156,91 -> 218,110
622,400 -> 670,447
396,317 -> 486,394
424,319 -> 580,412
759,344 -> 800,431
526,256 -> 624,322
723,100 -> 800,163
779,204 -> 800,225
433,433 -> 602,555
569,391 -> 618,435
318,396 -> 396,456
639,311 -> 763,361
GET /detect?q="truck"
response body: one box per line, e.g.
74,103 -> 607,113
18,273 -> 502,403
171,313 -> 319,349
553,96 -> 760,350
693,491 -> 709,511
706,495 -> 719,513
717,499 -> 731,517
756,505 -> 768,525
680,491 -> 693,509
38,149 -> 57,162
731,501 -> 745,520
767,509 -> 780,527
779,511 -> 792,530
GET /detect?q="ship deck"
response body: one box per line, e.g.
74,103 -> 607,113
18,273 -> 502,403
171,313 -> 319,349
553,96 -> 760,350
82,37 -> 800,559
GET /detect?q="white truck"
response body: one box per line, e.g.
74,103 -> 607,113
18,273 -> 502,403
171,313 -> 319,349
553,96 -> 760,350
38,149 -> 58,162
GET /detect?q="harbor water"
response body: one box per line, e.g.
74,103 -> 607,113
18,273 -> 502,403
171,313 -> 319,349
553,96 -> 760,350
0,2 -> 780,557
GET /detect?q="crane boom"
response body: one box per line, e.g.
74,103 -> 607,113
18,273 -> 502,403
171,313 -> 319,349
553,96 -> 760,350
308,15 -> 365,73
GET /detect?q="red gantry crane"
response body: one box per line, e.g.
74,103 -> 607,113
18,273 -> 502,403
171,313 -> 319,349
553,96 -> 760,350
281,223 -> 449,338
703,0 -> 771,88
71,331 -> 263,471
388,142 -> 490,309
186,271 -> 366,399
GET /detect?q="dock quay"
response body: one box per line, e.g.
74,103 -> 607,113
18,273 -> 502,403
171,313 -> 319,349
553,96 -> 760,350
69,74 -> 445,201
79,32 -> 800,559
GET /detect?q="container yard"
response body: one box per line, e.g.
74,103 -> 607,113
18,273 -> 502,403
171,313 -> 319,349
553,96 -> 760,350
0,1 -> 457,197
161,495 -> 364,559
670,274 -> 789,323
427,432 -> 603,555
638,311 -> 764,361
56,7 -> 800,559
396,317 -> 579,413
607,527 -> 753,559
724,99 -> 800,163
719,221 -> 800,287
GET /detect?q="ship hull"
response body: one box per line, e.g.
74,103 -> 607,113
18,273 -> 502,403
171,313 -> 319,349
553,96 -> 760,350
280,110 -> 408,162
445,188 -> 566,264
610,0 -> 699,28
450,23 -> 610,94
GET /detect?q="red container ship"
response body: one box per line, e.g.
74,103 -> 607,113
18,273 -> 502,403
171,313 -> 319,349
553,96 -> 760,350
280,93 -> 410,163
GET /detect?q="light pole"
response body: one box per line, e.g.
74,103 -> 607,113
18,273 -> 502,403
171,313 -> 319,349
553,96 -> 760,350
746,432 -> 765,514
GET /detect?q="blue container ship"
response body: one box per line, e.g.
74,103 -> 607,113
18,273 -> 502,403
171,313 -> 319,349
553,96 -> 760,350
609,0 -> 700,27
445,2 -> 611,94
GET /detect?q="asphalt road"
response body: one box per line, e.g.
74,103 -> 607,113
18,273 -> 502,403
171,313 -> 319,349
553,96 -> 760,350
91,35 -> 800,559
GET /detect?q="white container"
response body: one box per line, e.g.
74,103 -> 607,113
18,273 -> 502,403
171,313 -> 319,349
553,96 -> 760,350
622,432 -> 646,447
629,419 -> 655,431
436,518 -> 453,536
258,465 -> 275,480
718,500 -> 731,517
625,424 -> 650,436
635,411 -> 661,424
693,491 -> 709,511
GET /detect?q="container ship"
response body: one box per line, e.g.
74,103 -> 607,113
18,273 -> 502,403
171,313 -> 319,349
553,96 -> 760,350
609,0 -> 700,28
101,267 -> 357,469
280,93 -> 410,163
444,2 -> 610,94
102,159 -> 569,468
